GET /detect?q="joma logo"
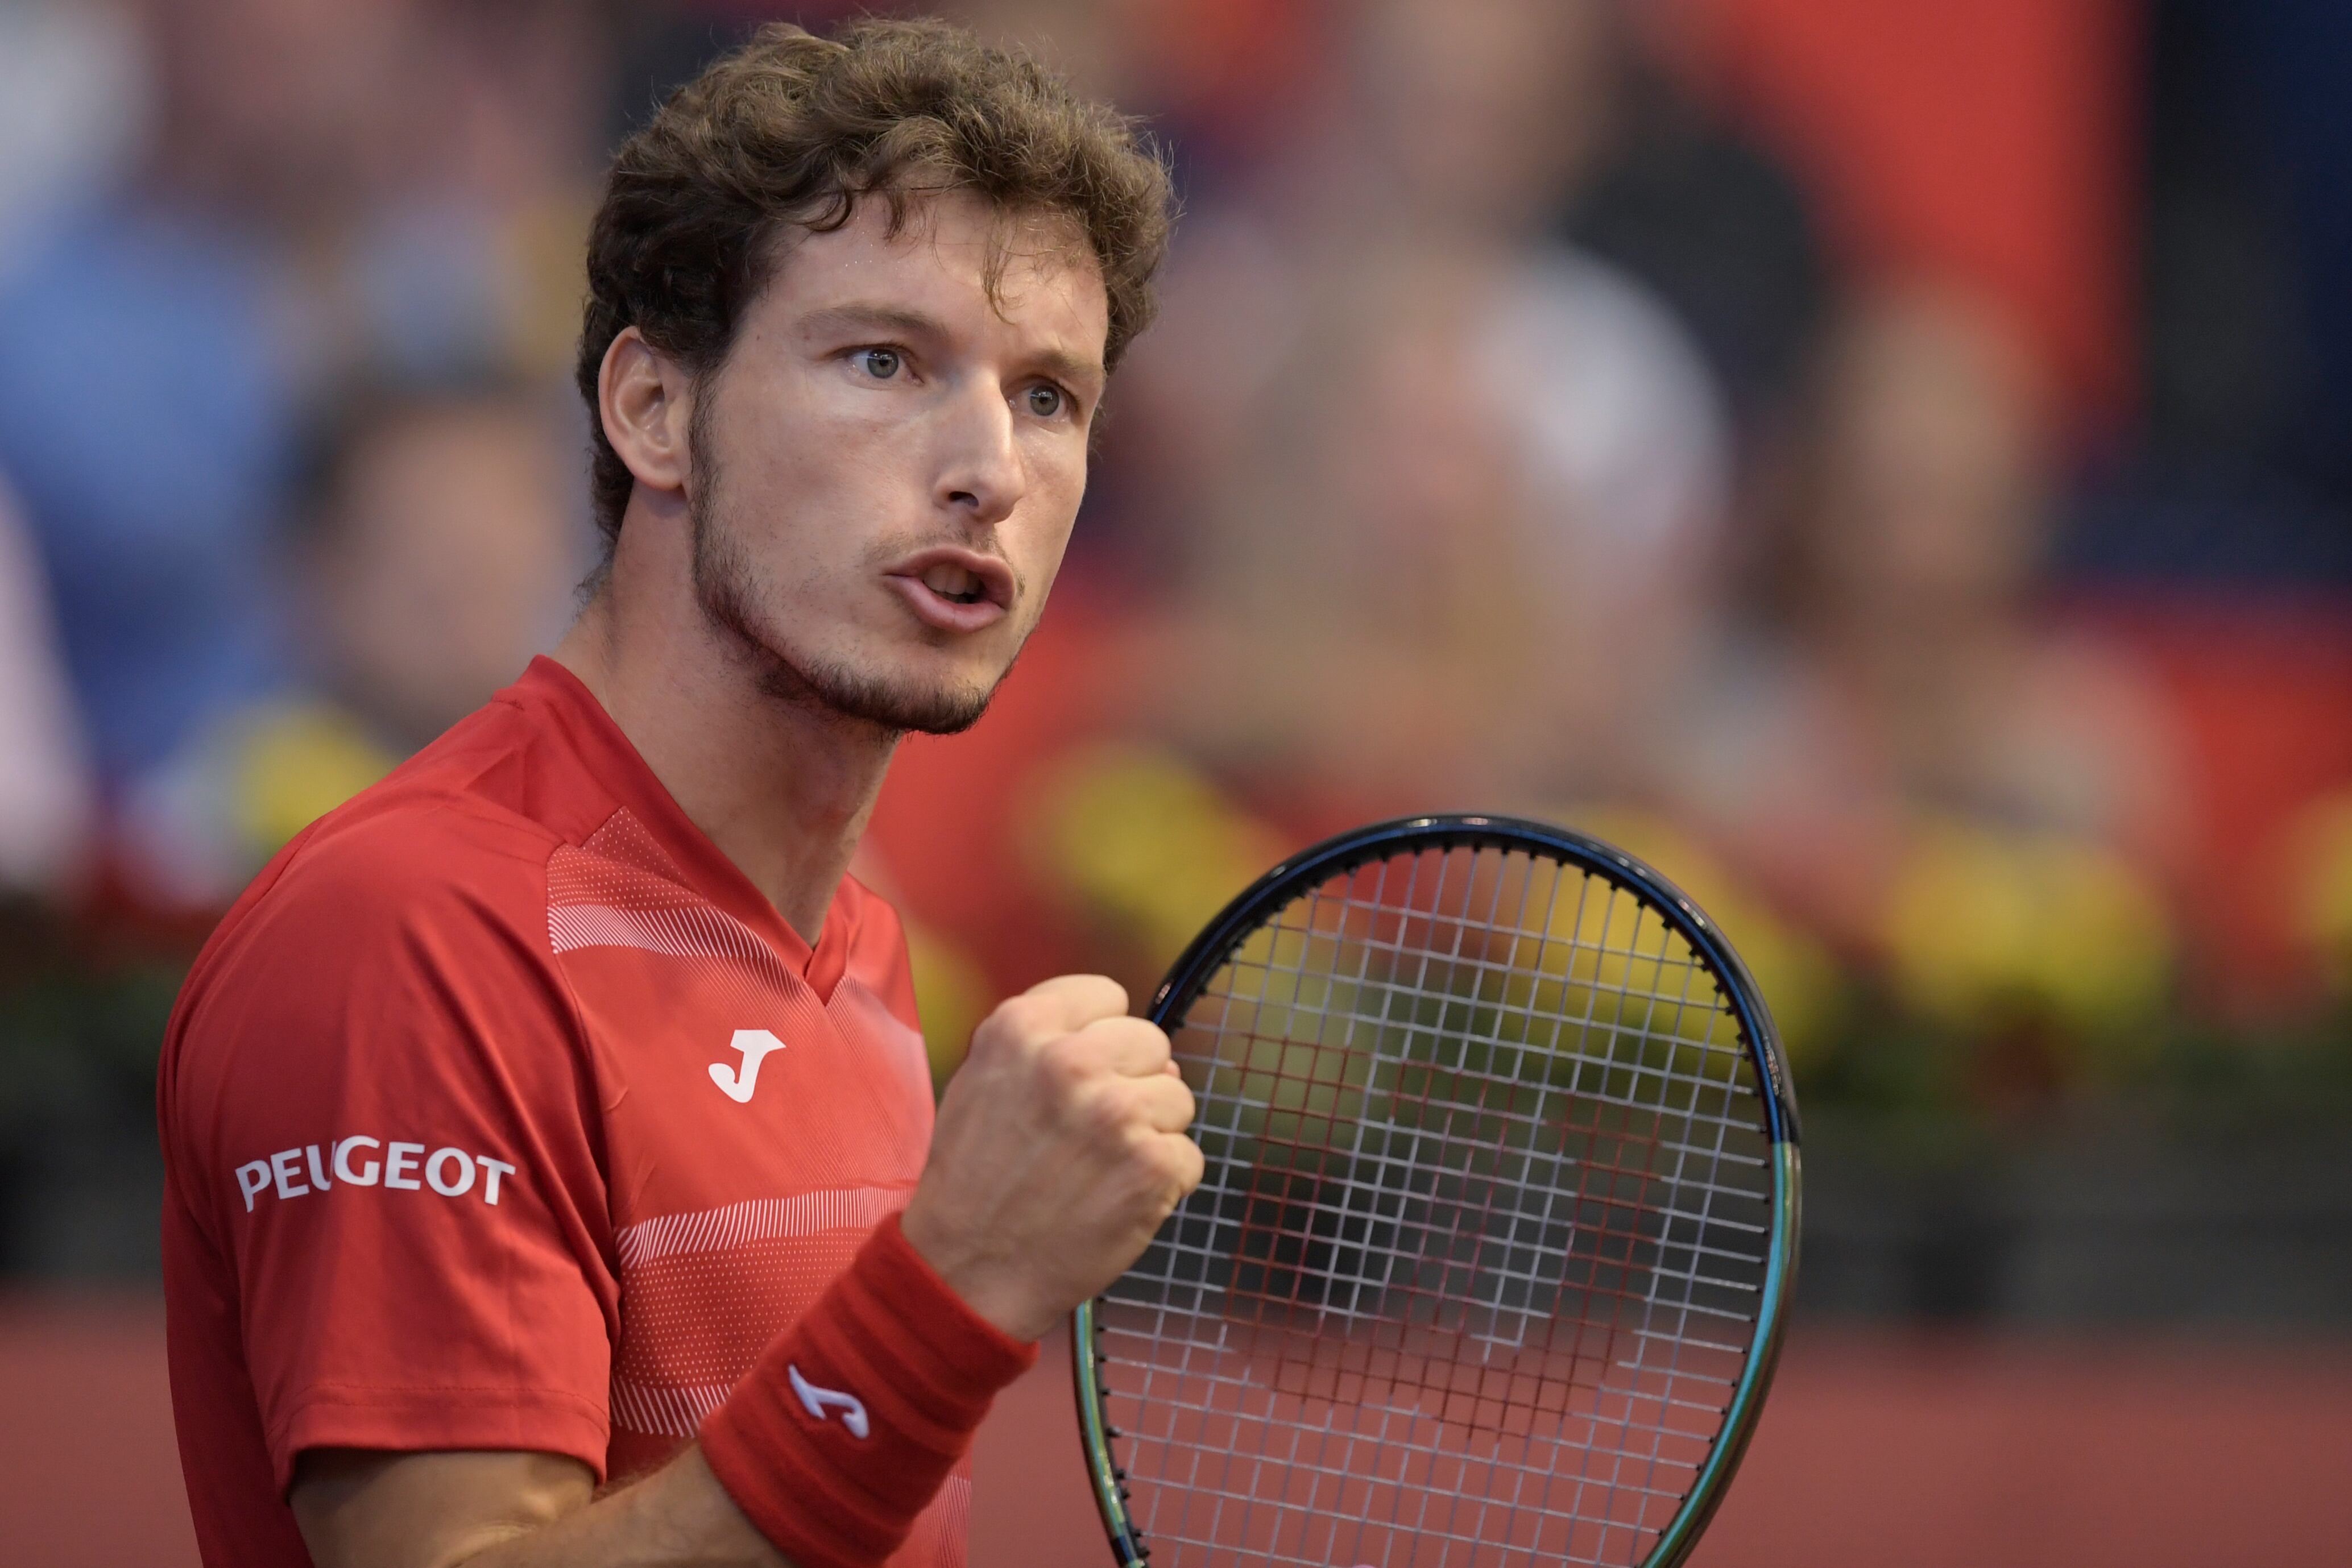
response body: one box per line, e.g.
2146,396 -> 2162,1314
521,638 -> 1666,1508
709,1029 -> 787,1103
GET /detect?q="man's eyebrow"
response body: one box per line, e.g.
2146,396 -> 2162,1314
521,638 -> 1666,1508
798,302 -> 949,342
1027,345 -> 1107,392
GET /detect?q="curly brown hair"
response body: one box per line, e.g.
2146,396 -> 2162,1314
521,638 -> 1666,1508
576,18 -> 1175,556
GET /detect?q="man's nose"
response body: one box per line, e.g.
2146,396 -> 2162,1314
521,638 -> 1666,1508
935,380 -> 1025,529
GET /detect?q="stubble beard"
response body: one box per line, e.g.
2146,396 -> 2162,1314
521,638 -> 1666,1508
686,433 -> 1007,739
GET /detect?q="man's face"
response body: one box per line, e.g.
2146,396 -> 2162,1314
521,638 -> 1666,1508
686,188 -> 1110,734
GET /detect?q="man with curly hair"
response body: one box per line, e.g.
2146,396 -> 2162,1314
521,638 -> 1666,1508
159,20 -> 1187,1567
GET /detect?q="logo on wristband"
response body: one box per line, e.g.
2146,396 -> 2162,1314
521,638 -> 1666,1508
788,1363 -> 871,1440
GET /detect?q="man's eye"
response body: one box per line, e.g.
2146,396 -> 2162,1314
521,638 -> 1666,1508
1025,384 -> 1065,418
855,348 -> 901,379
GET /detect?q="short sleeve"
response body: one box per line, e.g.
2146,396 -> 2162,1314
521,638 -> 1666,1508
160,808 -> 619,1492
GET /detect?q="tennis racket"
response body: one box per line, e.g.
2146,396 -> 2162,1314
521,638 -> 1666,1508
1072,814 -> 1800,1567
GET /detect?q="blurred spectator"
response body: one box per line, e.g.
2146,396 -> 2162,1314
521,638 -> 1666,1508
1344,0 -> 1620,238
118,378 -> 586,907
0,0 -> 605,803
1133,241 -> 1726,808
0,0 -> 299,787
349,0 -> 611,380
145,0 -> 607,387
1258,0 -> 1829,427
1555,6 -> 1835,431
289,379 -> 586,755
1108,0 -> 1729,808
1660,281 -> 2185,1059
0,471 -> 94,895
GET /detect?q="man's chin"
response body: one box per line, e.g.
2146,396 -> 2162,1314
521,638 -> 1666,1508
689,540 -> 1009,735
758,653 -> 999,737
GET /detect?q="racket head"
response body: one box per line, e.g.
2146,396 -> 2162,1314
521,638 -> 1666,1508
1073,814 -> 1801,1568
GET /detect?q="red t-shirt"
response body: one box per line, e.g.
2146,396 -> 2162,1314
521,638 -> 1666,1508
159,658 -> 960,1567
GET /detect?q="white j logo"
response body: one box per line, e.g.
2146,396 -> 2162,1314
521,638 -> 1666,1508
709,1029 -> 786,1103
788,1362 -> 871,1438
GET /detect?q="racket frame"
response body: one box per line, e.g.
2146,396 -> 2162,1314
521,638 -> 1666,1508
1073,812 -> 1802,1568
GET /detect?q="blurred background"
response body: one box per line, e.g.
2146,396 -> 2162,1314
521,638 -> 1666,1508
0,0 -> 2347,1562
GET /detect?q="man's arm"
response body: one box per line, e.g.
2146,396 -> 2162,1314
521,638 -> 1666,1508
289,974 -> 1199,1568
291,1446 -> 783,1568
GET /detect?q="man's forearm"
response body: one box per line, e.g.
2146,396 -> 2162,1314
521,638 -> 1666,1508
464,1448 -> 789,1568
291,1445 -> 790,1568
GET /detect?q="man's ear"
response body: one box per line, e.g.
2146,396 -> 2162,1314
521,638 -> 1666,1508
598,326 -> 695,500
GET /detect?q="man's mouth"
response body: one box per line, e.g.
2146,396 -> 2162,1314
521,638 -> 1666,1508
919,561 -> 988,605
884,547 -> 1016,633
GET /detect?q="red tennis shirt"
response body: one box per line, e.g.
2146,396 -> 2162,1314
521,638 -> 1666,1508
159,657 -> 962,1566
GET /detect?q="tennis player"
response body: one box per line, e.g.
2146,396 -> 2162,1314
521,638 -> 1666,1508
158,21 -> 1190,1568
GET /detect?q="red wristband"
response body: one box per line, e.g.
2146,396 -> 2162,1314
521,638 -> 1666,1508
698,1212 -> 1039,1568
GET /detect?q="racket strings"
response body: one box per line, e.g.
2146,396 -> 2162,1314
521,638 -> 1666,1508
1096,844 -> 1777,1566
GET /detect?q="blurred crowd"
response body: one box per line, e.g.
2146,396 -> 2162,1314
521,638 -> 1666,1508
2,0 -> 2350,1213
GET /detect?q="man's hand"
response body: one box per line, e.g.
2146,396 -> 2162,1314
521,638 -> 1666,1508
901,974 -> 1204,1342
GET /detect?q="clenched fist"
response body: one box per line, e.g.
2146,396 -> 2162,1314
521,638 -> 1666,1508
901,975 -> 1204,1342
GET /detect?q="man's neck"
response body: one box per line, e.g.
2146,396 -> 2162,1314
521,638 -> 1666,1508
552,504 -> 897,947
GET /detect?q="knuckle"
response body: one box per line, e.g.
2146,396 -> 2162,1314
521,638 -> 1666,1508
1040,1043 -> 1091,1105
1132,1121 -> 1192,1177
1139,1072 -> 1192,1123
968,1007 -> 1016,1057
1088,1017 -> 1157,1064
1135,1140 -> 1200,1212
1063,971 -> 1127,1011
1117,1017 -> 1172,1056
995,994 -> 1050,1040
1030,972 -> 1126,1021
1083,1081 -> 1138,1138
